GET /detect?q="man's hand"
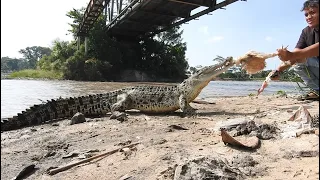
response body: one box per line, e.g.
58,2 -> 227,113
269,70 -> 280,81
277,46 -> 293,61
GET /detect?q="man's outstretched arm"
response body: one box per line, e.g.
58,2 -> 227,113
277,42 -> 319,63
292,42 -> 319,63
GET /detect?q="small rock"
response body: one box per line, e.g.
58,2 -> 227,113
119,174 -> 134,180
30,128 -> 37,132
120,148 -> 132,159
151,138 -> 167,145
62,151 -> 79,159
115,140 -> 132,146
43,151 -> 56,158
143,115 -> 150,121
51,123 -> 59,126
168,124 -> 188,131
70,112 -> 86,125
12,164 -> 37,180
84,149 -> 100,153
110,111 -> 128,122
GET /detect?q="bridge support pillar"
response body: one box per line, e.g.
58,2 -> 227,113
84,37 -> 88,55
77,37 -> 80,50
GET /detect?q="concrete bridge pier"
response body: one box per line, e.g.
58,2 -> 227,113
77,36 -> 89,55
84,37 -> 88,54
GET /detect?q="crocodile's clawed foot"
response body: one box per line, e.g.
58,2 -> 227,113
181,108 -> 197,118
109,111 -> 128,122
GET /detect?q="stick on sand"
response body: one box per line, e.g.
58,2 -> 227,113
47,142 -> 141,175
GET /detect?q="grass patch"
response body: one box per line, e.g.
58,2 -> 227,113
275,90 -> 287,97
8,69 -> 63,80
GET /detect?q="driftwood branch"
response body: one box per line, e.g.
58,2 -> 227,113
296,128 -> 316,137
192,100 -> 215,104
48,142 -> 141,175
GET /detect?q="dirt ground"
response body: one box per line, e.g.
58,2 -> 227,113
1,93 -> 319,180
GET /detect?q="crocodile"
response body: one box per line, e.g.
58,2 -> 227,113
1,57 -> 235,132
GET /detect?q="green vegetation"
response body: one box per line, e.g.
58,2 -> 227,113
8,69 -> 63,79
2,7 -> 188,81
1,57 -> 29,72
275,90 -> 287,97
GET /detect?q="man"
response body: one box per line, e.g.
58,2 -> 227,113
274,0 -> 319,100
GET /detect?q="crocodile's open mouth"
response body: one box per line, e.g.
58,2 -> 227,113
214,58 -> 234,72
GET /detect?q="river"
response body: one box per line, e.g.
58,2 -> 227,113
1,79 -> 303,118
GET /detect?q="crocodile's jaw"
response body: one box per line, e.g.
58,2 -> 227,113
179,57 -> 235,101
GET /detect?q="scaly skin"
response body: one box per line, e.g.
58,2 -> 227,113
1,57 -> 235,131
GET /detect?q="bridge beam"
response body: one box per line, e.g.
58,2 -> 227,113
167,0 -> 213,7
145,0 -> 245,37
135,10 -> 190,19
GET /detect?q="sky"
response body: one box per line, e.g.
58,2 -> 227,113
1,0 -> 308,70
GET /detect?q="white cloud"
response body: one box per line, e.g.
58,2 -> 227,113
265,36 -> 273,42
207,36 -> 224,43
198,26 -> 209,35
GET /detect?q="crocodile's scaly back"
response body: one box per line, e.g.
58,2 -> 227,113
1,91 -> 121,131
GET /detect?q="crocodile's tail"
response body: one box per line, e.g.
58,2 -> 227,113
1,93 -> 112,132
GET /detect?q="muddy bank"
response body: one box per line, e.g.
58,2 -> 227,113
1,95 -> 319,180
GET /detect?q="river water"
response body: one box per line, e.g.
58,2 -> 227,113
1,79 -> 302,118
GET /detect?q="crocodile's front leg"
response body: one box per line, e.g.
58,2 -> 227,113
179,94 -> 196,117
109,93 -> 131,121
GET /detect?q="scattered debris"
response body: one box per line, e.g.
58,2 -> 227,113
283,150 -> 319,159
221,129 -> 260,149
311,114 -> 319,128
214,117 -> 249,132
230,154 -> 267,177
158,165 -> 178,179
288,105 -> 312,122
296,128 -> 317,137
174,156 -> 245,180
280,106 -> 316,138
220,119 -> 279,140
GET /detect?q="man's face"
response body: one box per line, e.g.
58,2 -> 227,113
304,7 -> 319,28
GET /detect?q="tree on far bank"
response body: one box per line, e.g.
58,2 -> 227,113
19,46 -> 52,69
1,57 -> 29,72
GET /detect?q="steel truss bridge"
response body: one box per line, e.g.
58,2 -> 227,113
76,0 -> 246,51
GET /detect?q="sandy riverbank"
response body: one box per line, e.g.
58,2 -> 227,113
1,95 -> 319,180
